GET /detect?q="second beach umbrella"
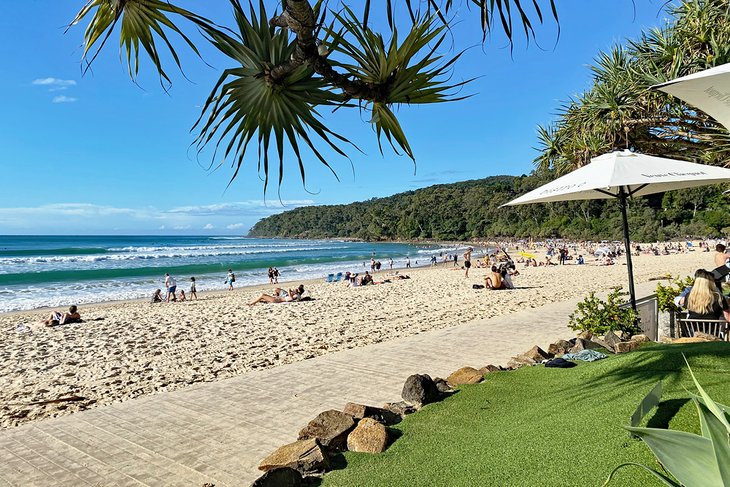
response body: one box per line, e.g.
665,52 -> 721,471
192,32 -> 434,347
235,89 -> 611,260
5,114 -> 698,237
504,149 -> 730,309
653,63 -> 730,130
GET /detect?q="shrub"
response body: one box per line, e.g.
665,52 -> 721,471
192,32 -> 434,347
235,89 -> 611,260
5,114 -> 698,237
655,274 -> 693,313
568,287 -> 640,336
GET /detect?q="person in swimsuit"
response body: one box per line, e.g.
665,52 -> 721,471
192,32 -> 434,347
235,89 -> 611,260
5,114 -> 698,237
164,273 -> 177,302
484,266 -> 504,290
42,305 -> 81,326
151,289 -> 163,303
189,277 -> 197,300
463,247 -> 473,278
248,285 -> 304,306
268,267 -> 274,284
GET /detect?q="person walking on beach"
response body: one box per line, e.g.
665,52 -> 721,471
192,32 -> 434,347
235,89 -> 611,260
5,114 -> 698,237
226,269 -> 236,290
268,267 -> 274,284
406,257 -> 411,268
164,273 -> 177,302
273,267 -> 280,283
189,277 -> 197,300
389,258 -> 393,270
453,253 -> 458,267
463,247 -> 473,278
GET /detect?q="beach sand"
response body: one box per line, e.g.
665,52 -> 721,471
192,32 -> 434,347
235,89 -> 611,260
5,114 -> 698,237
0,249 -> 710,429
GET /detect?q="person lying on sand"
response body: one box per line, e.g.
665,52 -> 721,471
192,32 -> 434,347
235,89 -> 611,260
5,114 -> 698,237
42,305 -> 81,326
248,285 -> 304,306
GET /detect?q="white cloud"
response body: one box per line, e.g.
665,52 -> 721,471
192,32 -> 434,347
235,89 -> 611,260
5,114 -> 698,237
168,200 -> 315,217
33,77 -> 76,87
0,201 -> 296,234
52,96 -> 78,104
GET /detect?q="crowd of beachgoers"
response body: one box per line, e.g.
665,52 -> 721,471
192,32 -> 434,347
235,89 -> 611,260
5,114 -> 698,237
0,239 -> 721,428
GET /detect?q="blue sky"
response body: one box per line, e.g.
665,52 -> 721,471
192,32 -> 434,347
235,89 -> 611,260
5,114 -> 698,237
0,1 -> 672,235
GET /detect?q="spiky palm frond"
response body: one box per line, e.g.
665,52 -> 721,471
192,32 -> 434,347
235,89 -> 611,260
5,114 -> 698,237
70,0 -> 221,85
328,7 -> 471,159
193,0 -> 354,192
361,0 -> 559,45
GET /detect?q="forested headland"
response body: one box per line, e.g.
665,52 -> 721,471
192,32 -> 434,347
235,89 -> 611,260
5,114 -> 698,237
248,176 -> 730,242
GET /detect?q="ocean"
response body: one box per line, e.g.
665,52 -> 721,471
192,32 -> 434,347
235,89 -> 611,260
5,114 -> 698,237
0,236 -> 457,313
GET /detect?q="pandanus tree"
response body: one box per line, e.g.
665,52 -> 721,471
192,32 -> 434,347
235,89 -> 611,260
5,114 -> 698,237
69,0 -> 558,190
534,0 -> 730,175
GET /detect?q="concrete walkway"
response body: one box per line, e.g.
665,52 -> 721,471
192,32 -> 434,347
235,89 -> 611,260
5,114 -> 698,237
0,285 -> 650,487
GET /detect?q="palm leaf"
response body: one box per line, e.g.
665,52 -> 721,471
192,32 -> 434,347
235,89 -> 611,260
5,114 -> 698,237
69,0 -> 222,86
363,0 -> 559,44
328,8 -> 473,160
193,0 -> 355,192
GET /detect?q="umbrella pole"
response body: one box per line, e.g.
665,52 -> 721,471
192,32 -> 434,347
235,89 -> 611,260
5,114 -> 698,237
619,187 -> 637,310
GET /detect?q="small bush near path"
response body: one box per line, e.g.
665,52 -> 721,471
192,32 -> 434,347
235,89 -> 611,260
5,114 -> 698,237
319,343 -> 730,487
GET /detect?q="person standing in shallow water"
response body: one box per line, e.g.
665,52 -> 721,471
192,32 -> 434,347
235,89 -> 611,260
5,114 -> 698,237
226,269 -> 235,290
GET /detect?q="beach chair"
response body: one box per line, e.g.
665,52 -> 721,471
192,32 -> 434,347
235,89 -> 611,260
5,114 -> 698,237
333,272 -> 343,282
676,318 -> 728,341
324,273 -> 334,283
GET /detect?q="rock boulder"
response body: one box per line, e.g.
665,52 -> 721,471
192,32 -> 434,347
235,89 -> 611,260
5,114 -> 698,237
346,418 -> 389,453
446,367 -> 484,386
506,355 -> 536,370
614,341 -> 641,353
603,330 -> 622,349
547,340 -> 573,356
297,410 -> 356,451
401,374 -> 440,407
342,402 -> 401,426
523,345 -> 551,362
251,467 -> 303,486
630,334 -> 651,343
382,401 -> 417,417
258,438 -> 329,473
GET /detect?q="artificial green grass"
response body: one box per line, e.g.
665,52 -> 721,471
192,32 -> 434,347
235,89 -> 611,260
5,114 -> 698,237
320,343 -> 730,487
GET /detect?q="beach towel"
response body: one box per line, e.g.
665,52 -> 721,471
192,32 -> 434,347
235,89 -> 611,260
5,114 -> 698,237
544,358 -> 576,368
561,349 -> 608,362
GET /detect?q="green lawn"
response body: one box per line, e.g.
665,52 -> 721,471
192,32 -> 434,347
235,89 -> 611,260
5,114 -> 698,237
319,343 -> 730,487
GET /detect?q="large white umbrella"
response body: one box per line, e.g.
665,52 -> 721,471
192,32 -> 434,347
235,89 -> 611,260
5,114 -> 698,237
653,63 -> 730,130
504,149 -> 730,308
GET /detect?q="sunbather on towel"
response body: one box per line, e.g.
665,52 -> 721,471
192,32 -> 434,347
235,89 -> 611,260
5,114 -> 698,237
42,305 -> 81,326
248,285 -> 305,306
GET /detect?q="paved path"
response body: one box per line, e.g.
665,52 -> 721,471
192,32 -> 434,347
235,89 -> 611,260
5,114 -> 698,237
0,285 -> 653,487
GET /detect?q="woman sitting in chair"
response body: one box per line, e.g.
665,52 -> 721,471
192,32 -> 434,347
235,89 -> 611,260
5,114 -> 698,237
685,270 -> 728,320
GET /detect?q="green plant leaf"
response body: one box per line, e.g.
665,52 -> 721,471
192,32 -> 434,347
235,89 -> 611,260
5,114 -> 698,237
694,400 -> 730,486
623,426 -> 722,486
685,355 -> 730,432
192,0 -> 355,191
327,8 -> 472,160
602,462 -> 681,487
70,0 -> 221,86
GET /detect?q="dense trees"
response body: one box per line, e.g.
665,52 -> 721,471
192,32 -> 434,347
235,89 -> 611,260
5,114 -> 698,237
248,175 -> 730,241
535,0 -> 730,174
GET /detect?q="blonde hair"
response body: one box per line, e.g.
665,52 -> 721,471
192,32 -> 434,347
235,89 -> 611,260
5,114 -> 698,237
687,276 -> 722,314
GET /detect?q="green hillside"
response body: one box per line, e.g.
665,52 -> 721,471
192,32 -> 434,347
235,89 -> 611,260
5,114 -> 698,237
248,174 -> 730,241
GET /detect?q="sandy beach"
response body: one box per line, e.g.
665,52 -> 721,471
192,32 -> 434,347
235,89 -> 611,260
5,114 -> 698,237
0,249 -> 711,429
